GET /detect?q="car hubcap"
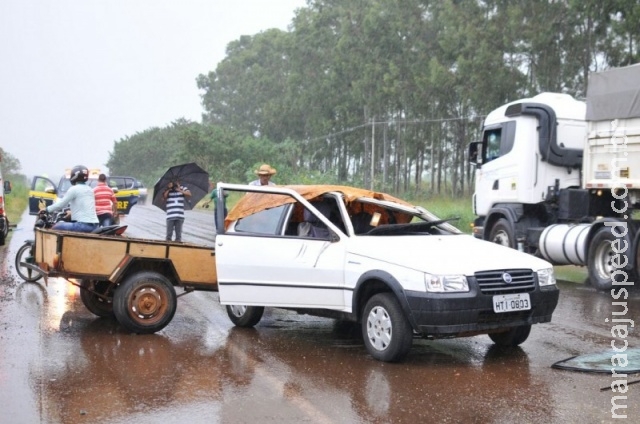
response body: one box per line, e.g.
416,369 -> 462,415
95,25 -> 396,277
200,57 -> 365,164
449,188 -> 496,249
367,306 -> 392,351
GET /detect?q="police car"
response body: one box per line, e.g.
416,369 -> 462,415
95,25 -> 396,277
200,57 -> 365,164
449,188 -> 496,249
28,169 -> 140,216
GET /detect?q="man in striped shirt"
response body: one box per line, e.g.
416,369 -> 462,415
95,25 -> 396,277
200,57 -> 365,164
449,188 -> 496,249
93,174 -> 117,226
162,179 -> 191,242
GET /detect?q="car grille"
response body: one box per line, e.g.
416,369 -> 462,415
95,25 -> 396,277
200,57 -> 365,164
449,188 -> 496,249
475,269 -> 536,294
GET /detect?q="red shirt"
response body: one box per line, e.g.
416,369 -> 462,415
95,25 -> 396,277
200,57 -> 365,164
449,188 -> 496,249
93,182 -> 117,216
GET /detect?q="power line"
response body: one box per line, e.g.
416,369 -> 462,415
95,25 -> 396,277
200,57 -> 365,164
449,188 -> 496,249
304,115 -> 485,143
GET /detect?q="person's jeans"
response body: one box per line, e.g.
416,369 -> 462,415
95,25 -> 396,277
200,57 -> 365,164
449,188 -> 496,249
166,218 -> 184,242
97,213 -> 114,227
52,221 -> 99,233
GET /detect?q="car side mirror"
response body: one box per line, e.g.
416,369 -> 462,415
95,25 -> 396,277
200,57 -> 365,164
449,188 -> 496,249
3,181 -> 11,194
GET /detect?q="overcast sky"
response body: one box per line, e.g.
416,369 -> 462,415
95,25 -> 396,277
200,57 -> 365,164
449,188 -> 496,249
0,0 -> 306,179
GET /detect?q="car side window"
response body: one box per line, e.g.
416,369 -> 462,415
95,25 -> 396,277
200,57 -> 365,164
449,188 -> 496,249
234,204 -> 289,235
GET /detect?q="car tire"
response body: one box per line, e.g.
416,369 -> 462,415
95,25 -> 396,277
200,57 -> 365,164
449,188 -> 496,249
362,293 -> 413,362
226,305 -> 264,328
488,324 -> 531,346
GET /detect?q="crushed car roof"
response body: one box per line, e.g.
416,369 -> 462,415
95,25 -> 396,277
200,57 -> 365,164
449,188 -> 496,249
225,184 -> 414,227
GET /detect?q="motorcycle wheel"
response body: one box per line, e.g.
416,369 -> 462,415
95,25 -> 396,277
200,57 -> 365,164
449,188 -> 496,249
15,242 -> 44,282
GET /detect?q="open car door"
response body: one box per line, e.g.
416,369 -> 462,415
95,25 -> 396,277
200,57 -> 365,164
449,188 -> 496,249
215,184 -> 348,310
29,176 -> 58,215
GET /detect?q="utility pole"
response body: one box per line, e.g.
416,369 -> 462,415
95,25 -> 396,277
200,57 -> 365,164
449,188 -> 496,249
371,117 -> 375,190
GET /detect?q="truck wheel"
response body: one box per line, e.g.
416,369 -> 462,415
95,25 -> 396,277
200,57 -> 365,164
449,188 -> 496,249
80,280 -> 115,317
488,218 -> 515,248
113,272 -> 177,334
15,242 -> 43,282
362,293 -> 413,362
587,227 -> 616,291
488,324 -> 531,346
226,305 -> 264,327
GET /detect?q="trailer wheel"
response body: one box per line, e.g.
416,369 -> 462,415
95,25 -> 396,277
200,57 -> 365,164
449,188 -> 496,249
15,242 -> 43,282
80,279 -> 115,317
488,324 -> 531,346
113,272 -> 177,334
489,218 -> 516,248
362,293 -> 413,362
226,305 -> 264,327
587,227 -> 616,291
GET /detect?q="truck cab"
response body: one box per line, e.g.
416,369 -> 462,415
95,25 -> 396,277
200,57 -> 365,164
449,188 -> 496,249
470,93 -> 586,223
469,65 -> 640,290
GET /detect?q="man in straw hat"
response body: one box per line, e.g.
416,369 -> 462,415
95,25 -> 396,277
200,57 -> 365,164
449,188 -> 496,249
249,164 -> 277,186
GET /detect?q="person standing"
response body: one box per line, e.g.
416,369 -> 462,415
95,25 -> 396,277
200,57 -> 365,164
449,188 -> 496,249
162,179 -> 191,242
249,164 -> 277,186
93,173 -> 117,226
43,165 -> 99,232
205,182 -> 228,218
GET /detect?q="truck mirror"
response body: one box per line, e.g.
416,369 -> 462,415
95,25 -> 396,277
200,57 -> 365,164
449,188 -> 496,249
468,141 -> 483,167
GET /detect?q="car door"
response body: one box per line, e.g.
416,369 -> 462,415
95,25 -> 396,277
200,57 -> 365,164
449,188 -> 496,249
108,176 -> 140,214
28,176 -> 58,215
215,188 -> 348,311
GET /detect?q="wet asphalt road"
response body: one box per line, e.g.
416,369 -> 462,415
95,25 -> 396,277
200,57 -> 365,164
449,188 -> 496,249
1,204 -> 639,423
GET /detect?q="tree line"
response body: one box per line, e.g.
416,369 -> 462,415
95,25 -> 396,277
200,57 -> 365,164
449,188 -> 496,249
105,0 -> 639,197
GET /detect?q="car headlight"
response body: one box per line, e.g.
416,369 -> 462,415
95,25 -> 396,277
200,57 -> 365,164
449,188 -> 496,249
537,268 -> 556,286
425,273 -> 469,292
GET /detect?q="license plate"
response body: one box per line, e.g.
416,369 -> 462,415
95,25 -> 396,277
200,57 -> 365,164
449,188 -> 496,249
493,293 -> 531,313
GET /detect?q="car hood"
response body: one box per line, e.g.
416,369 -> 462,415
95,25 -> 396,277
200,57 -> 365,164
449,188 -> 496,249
347,234 -> 551,275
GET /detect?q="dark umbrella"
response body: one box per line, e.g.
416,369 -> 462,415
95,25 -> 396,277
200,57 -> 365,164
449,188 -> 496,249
152,163 -> 210,211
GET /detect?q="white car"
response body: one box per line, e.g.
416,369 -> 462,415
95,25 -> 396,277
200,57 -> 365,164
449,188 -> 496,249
214,184 -> 559,362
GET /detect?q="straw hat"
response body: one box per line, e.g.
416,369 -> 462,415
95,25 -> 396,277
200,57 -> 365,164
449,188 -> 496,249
255,164 -> 277,176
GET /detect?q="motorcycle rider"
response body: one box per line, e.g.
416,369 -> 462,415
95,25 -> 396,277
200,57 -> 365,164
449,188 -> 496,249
40,165 -> 100,232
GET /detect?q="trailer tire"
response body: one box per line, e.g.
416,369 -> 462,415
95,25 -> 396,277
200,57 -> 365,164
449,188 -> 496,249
80,280 -> 115,317
488,324 -> 531,346
226,305 -> 264,328
588,227 -> 616,291
489,218 -> 516,248
113,272 -> 177,334
362,293 -> 413,362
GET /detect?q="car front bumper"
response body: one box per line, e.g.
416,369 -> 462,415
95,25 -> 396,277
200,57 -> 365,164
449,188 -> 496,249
404,285 -> 559,337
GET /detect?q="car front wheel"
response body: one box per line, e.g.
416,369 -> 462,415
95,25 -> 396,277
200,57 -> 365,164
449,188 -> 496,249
362,293 -> 413,362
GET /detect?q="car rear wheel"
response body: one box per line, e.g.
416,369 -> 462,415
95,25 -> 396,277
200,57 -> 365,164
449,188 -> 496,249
226,305 -> 264,327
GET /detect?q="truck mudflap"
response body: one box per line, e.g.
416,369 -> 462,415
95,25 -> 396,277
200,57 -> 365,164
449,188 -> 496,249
404,286 -> 559,336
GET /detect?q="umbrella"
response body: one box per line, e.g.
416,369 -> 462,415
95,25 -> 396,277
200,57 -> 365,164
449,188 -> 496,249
152,163 -> 210,211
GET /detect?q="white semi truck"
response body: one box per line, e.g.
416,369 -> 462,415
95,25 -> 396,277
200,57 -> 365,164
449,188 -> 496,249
468,63 -> 640,291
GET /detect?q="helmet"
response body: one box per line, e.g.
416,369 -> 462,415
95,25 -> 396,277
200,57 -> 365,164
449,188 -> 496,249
69,165 -> 89,184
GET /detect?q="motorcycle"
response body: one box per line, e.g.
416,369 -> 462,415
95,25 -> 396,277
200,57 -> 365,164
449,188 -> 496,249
15,209 -> 127,282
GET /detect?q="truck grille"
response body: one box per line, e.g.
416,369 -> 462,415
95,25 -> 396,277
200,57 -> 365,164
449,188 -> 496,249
474,269 -> 536,294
